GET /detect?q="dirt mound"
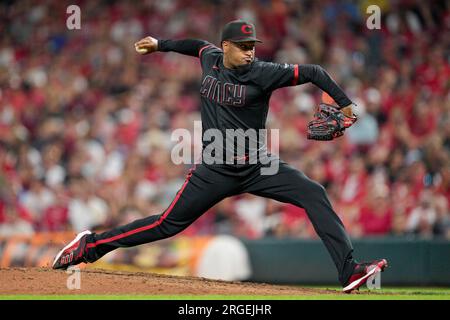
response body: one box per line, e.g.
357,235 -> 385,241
0,267 -> 339,296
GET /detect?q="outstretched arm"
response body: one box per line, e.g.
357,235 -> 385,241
259,62 -> 354,116
134,36 -> 210,58
298,65 -> 354,116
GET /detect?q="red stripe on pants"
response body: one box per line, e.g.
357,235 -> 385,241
292,64 -> 299,85
85,166 -> 196,249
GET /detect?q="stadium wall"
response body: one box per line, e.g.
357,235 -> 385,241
242,238 -> 450,286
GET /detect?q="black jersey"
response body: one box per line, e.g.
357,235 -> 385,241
158,39 -> 352,165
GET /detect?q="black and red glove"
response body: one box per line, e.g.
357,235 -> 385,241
307,103 -> 357,141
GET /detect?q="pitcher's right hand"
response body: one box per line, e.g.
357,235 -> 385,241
134,36 -> 158,54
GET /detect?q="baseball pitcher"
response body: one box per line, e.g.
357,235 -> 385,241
53,20 -> 387,293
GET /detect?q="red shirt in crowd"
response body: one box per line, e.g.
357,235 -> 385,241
358,205 -> 393,236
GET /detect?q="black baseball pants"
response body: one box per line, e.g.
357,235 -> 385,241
84,157 -> 355,285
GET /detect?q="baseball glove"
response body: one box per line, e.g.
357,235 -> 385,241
307,103 -> 357,141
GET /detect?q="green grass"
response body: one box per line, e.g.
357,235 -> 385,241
1,287 -> 449,300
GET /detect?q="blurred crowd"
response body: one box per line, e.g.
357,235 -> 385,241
0,0 -> 449,240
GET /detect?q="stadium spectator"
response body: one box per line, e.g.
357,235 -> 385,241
406,190 -> 437,238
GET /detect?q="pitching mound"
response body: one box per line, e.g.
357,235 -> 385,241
0,267 -> 339,296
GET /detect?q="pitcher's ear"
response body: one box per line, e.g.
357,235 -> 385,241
221,41 -> 228,51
